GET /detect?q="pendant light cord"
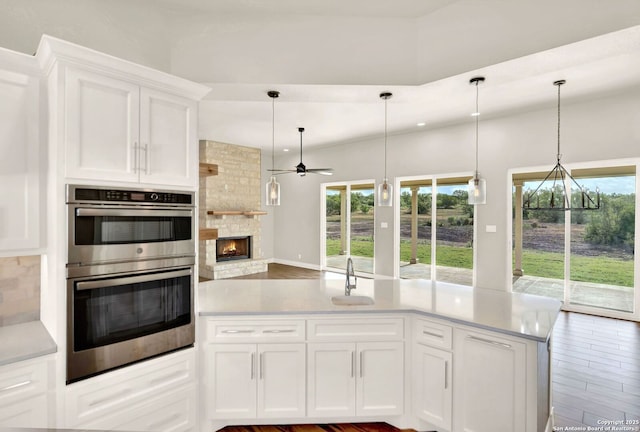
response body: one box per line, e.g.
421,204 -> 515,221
384,96 -> 388,179
474,81 -> 479,179
271,96 -> 275,171
556,82 -> 562,163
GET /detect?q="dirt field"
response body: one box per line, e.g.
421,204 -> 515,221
326,215 -> 633,260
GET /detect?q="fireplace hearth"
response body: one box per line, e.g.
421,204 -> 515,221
216,236 -> 251,262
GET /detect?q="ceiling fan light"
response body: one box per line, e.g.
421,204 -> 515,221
378,179 -> 393,207
266,176 -> 280,206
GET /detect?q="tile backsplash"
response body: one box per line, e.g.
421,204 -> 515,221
0,255 -> 40,326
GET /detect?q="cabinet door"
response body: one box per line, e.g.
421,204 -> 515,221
0,68 -> 41,251
307,343 -> 356,417
257,343 -> 306,418
65,67 -> 140,182
413,343 -> 452,430
356,341 -> 404,416
453,329 -> 526,432
207,344 -> 256,419
139,88 -> 197,187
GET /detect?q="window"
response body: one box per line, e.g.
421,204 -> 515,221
323,181 -> 375,274
398,176 -> 474,286
512,164 -> 637,317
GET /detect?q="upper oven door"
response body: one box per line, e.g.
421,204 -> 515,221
68,205 -> 194,265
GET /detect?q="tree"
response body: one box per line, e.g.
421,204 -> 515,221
437,194 -> 457,209
584,193 -> 635,249
326,193 -> 341,216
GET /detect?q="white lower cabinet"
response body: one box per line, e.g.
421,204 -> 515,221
201,314 -> 548,432
64,349 -> 196,431
206,343 -> 306,419
413,344 -> 452,431
204,319 -> 307,421
412,317 -> 453,431
452,328 -> 527,432
0,356 -> 51,428
307,341 -> 404,418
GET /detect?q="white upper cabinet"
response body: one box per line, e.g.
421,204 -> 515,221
64,67 -> 140,183
0,49 -> 42,252
139,88 -> 197,186
39,35 -> 210,189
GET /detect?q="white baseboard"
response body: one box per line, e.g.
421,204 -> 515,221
272,258 -> 321,271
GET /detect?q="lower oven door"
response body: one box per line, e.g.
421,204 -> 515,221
67,266 -> 195,384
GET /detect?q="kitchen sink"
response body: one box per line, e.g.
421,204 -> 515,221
330,295 -> 375,306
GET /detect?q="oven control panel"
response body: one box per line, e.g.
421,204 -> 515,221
67,185 -> 194,205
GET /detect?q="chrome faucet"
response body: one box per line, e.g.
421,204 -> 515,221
345,257 -> 357,296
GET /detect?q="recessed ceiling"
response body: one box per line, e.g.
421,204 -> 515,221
153,0 -> 457,18
197,25 -> 640,151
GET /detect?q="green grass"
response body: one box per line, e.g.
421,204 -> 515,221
520,249 -> 634,287
327,238 -> 473,269
327,238 -> 634,287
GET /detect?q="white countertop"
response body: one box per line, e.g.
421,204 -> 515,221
198,278 -> 562,342
0,320 -> 57,366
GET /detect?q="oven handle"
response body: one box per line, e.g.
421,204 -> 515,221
76,208 -> 192,218
75,268 -> 192,291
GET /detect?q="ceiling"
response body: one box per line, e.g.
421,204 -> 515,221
150,1 -> 640,152
153,0 -> 457,18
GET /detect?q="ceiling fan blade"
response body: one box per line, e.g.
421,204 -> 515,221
267,169 -> 295,175
306,168 -> 334,176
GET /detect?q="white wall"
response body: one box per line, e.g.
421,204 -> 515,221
266,88 -> 640,289
0,0 -> 171,71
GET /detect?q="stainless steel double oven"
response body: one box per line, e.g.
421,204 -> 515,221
66,185 -> 196,383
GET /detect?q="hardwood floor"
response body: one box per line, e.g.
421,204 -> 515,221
224,264 -> 640,429
227,263 -> 340,280
552,311 -> 640,428
218,423 -> 415,432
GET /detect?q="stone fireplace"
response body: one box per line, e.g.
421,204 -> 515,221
199,140 -> 268,279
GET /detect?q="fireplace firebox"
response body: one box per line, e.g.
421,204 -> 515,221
216,236 -> 251,262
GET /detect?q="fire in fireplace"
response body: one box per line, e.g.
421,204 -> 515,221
216,236 -> 251,262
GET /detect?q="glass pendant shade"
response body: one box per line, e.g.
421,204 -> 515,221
468,177 -> 486,205
266,176 -> 280,206
378,179 -> 393,206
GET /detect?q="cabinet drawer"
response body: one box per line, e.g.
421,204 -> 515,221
413,317 -> 452,350
80,384 -> 196,432
65,349 -> 195,426
307,317 -> 404,341
206,319 -> 305,343
0,358 -> 48,404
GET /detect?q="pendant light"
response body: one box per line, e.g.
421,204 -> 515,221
378,92 -> 393,207
523,80 -> 600,211
265,90 -> 281,206
468,77 -> 486,205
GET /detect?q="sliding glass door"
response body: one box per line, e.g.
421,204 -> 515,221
323,181 -> 375,274
398,176 -> 474,286
512,163 -> 637,318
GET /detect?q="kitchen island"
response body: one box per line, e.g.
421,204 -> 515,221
198,278 -> 561,432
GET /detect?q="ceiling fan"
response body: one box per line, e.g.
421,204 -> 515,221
269,127 -> 333,176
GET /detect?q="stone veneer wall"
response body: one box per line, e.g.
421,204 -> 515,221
199,140 -> 267,279
0,255 -> 40,326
